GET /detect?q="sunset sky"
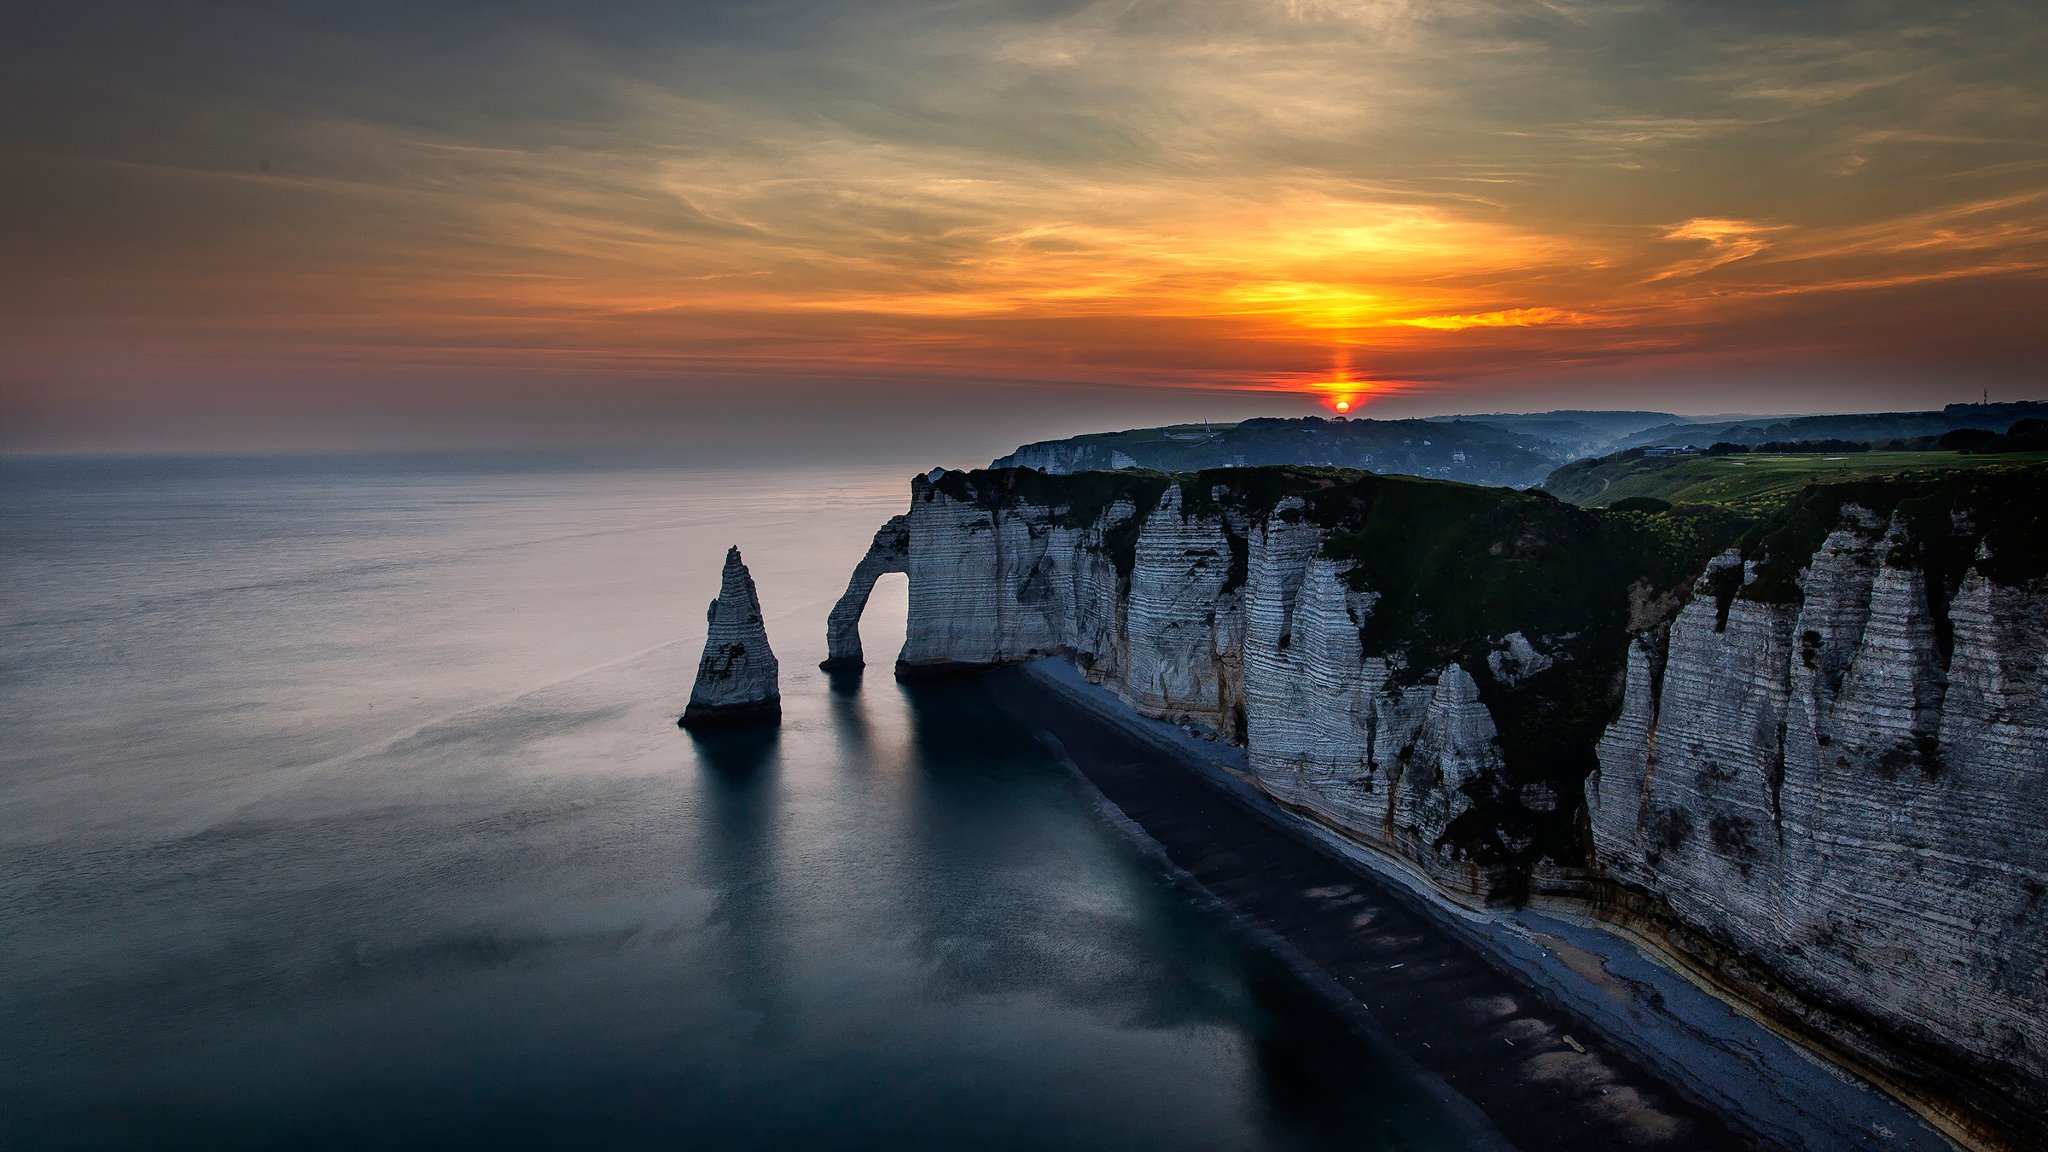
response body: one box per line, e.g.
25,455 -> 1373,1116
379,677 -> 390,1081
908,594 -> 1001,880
5,1 -> 2046,456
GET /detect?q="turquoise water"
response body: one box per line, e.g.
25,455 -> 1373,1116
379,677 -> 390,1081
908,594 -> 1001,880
0,455 -> 1476,1150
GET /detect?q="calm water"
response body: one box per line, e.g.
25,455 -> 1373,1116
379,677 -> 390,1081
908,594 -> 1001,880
0,455 -> 1475,1151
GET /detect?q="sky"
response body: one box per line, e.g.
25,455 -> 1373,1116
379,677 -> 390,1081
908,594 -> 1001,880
3,0 -> 2045,458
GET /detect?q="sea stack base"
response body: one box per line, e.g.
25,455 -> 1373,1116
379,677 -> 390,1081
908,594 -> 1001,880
679,698 -> 782,729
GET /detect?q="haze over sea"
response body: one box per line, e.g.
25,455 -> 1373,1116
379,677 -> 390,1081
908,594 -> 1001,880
0,454 -> 1477,1151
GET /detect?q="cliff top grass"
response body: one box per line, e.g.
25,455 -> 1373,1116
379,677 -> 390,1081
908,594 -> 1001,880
934,459 -> 2048,618
927,466 -> 1174,533
1739,463 -> 2048,606
1543,447 -> 2048,513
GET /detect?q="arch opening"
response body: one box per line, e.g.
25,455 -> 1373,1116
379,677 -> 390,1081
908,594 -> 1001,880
819,514 -> 910,671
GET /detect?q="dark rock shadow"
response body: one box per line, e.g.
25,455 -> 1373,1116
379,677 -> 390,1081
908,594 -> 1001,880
891,677 -> 1247,1030
827,672 -> 874,759
686,723 -> 779,778
690,722 -> 784,1035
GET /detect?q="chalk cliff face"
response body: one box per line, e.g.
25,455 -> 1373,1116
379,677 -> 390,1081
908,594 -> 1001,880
845,464 -> 2048,1148
875,467 -> 1709,899
681,546 -> 780,727
1589,487 -> 2048,1147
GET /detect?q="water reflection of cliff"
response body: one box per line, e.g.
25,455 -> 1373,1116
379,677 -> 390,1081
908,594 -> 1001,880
896,680 -> 1443,1150
896,679 -> 1245,1026
688,725 -> 786,1036
825,667 -> 872,759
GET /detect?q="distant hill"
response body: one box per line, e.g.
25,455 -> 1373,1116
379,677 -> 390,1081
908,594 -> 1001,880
992,416 -> 1564,487
1423,410 -> 1683,456
992,402 -> 2048,491
1614,402 -> 2048,451
1543,419 -> 2048,511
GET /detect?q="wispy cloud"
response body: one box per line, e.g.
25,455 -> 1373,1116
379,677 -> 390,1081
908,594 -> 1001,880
1651,218 -> 1790,280
1400,307 -> 1584,330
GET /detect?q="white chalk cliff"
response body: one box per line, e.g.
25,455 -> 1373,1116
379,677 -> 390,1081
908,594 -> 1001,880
837,466 -> 2048,1149
681,546 -> 780,727
854,470 -> 1591,900
1588,510 -> 2048,1148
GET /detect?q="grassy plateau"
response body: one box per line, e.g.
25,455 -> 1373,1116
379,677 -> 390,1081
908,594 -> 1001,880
1542,449 -> 2048,514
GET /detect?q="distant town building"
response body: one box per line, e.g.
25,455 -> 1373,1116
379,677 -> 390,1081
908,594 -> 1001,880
1642,445 -> 1698,458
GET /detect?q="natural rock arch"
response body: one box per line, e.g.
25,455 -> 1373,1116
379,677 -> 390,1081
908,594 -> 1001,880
820,514 -> 909,670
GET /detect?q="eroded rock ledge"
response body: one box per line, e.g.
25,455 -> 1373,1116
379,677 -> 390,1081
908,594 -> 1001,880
837,464 -> 2048,1150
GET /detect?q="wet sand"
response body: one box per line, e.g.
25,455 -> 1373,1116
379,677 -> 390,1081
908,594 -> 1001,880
988,659 -> 1949,1152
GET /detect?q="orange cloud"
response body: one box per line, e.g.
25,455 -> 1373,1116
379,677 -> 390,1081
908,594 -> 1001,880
4,0 -> 2045,451
1398,307 -> 1583,330
1651,218 -> 1789,281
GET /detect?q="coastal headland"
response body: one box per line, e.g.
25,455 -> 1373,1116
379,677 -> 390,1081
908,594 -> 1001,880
830,461 -> 2048,1151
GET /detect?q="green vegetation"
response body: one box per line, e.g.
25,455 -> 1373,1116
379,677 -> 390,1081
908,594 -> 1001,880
930,466 -> 1169,531
1739,463 -> 2048,599
1610,400 -> 2048,453
1542,448 -> 2048,515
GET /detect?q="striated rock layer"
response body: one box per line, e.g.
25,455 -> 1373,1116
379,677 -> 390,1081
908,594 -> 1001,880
1588,488 -> 2048,1150
840,464 -> 2048,1150
877,467 -> 1714,901
680,546 -> 781,728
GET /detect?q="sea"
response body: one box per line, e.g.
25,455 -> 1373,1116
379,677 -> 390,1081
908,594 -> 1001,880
0,453 -> 1478,1151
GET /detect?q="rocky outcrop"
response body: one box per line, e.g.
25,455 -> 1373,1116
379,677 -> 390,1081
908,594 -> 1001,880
841,463 -> 2048,1148
1235,502 -> 1520,896
680,546 -> 780,728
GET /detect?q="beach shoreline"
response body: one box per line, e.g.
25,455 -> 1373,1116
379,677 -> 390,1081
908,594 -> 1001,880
988,656 -> 1949,1152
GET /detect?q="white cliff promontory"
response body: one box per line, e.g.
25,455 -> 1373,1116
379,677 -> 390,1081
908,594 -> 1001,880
839,464 -> 2048,1149
680,546 -> 780,728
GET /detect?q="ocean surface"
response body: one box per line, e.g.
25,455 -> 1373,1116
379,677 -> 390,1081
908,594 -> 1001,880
0,454 -> 1479,1151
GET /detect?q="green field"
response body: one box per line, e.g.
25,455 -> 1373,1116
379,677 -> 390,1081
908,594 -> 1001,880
1544,450 -> 2048,514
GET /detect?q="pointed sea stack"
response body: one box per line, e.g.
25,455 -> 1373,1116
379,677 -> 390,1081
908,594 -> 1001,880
679,546 -> 781,728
